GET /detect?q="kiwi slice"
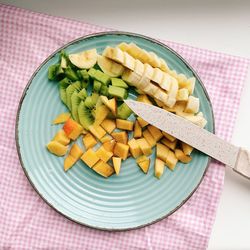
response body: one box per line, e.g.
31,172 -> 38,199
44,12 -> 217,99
78,101 -> 94,129
59,79 -> 70,105
71,91 -> 81,122
65,81 -> 81,110
78,89 -> 88,100
117,102 -> 133,119
93,80 -> 102,93
64,67 -> 78,81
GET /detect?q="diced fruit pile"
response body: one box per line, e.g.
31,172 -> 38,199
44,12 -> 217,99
46,42 -> 207,179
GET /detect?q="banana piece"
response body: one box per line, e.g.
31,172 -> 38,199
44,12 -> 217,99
165,97 -> 176,108
118,42 -> 130,52
177,73 -> 188,88
122,69 -> 141,87
127,43 -> 144,59
169,69 -> 178,78
159,58 -> 170,72
154,88 -> 168,103
97,55 -> 125,77
154,98 -> 165,107
168,78 -> 178,99
148,52 -> 161,68
160,73 -> 172,91
164,102 -> 186,113
186,77 -> 196,94
151,68 -> 164,84
123,52 -> 136,70
176,88 -> 189,101
134,59 -> 145,76
138,75 -> 151,89
185,95 -> 199,113
176,111 -> 207,128
68,49 -> 97,69
139,49 -> 152,64
102,47 -> 124,64
143,83 -> 159,95
143,63 -> 154,79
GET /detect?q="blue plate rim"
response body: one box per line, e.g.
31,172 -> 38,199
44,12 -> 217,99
15,31 -> 215,231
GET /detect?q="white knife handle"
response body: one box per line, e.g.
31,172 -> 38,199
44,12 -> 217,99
233,148 -> 250,179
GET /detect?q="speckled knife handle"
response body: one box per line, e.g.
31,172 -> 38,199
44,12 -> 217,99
233,148 -> 250,179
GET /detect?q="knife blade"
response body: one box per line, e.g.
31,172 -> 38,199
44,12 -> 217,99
125,100 -> 250,179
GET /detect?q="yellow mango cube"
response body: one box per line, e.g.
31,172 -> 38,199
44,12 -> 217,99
99,134 -> 112,143
89,124 -> 106,140
147,125 -> 163,141
103,139 -> 116,152
82,133 -> 97,149
52,112 -> 71,124
161,138 -> 177,150
116,119 -> 134,131
137,138 -> 152,156
156,143 -> 169,162
128,138 -> 142,158
137,117 -> 148,128
154,158 -> 165,179
111,131 -> 128,144
181,142 -> 193,155
93,160 -> 115,177
112,157 -> 122,175
136,156 -> 150,173
53,129 -> 70,146
166,150 -> 178,170
100,119 -> 116,134
142,129 -> 156,147
175,149 -> 192,163
47,141 -> 68,156
137,94 -> 153,105
134,120 -> 142,138
81,148 -> 99,168
162,131 -> 176,142
113,142 -> 129,160
96,146 -> 113,162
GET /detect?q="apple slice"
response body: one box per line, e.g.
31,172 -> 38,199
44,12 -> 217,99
100,96 -> 117,115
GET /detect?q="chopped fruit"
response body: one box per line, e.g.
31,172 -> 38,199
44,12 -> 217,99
134,120 -> 142,138
92,160 -> 114,178
111,78 -> 128,88
89,124 -> 106,140
100,96 -> 117,115
93,80 -> 102,93
82,133 -> 97,149
53,129 -> 70,146
78,101 -> 94,130
136,156 -> 150,174
181,142 -> 193,155
147,125 -> 163,141
175,149 -> 192,163
142,129 -> 156,147
64,144 -> 83,171
166,150 -> 178,170
137,95 -> 152,105
177,88 -> 189,101
113,142 -> 129,160
155,158 -> 165,179
94,105 -> 109,125
137,138 -> 152,155
96,146 -> 113,162
117,102 -> 132,119
81,128 -> 88,135
108,85 -> 127,99
52,112 -> 71,124
100,135 -> 112,143
116,119 -> 134,131
185,96 -> 199,113
111,131 -> 128,144
103,139 -> 116,152
162,131 -> 176,142
100,119 -> 116,134
81,148 -> 99,168
112,157 -> 122,175
128,138 -> 142,158
136,155 -> 148,163
88,68 -> 110,85
161,138 -> 177,150
137,117 -> 148,127
156,143 -> 169,162
47,141 -> 68,156
63,118 -> 83,140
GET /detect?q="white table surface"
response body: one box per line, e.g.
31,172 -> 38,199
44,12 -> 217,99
1,0 -> 250,249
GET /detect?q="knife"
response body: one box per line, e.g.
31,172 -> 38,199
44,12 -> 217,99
125,100 -> 250,179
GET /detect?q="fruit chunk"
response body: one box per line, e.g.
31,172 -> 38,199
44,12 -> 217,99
47,141 -> 68,156
93,160 -> 115,177
161,138 -> 177,150
82,133 -> 97,149
128,138 -> 142,158
103,139 -> 116,152
112,157 -> 122,175
111,78 -> 128,88
175,149 -> 192,163
111,131 -> 128,144
177,88 -> 189,101
52,112 -> 71,124
89,124 -> 106,140
136,156 -> 150,174
137,117 -> 148,127
93,80 -> 102,93
100,119 -> 116,134
68,49 -> 97,69
117,103 -> 132,119
108,85 -> 127,99
185,96 -> 199,113
134,120 -> 142,138
81,148 -> 99,168
156,143 -> 169,162
147,125 -> 163,141
181,142 -> 193,155
97,55 -> 124,77
100,96 -> 117,115
103,46 -> 124,64
100,135 -> 112,143
96,146 -> 113,162
142,129 -> 156,147
155,158 -> 165,179
137,94 -> 152,105
78,89 -> 88,100
136,155 -> 148,163
166,150 -> 178,170
88,68 -> 110,85
63,118 -> 83,140
71,91 -> 81,122
53,129 -> 70,145
93,105 -> 109,125
116,119 -> 134,131
113,142 -> 129,160
64,144 -> 83,171
78,101 -> 94,129
137,138 -> 152,155
162,131 -> 176,142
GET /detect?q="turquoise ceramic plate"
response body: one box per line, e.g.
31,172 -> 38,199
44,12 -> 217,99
16,32 -> 214,230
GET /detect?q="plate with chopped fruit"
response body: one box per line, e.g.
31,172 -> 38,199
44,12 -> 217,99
16,31 -> 214,230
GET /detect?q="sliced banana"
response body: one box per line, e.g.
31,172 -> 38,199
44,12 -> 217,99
97,55 -> 125,77
151,68 -> 164,84
148,52 -> 161,68
143,63 -> 154,79
118,42 -> 130,52
140,49 -> 152,64
154,98 -> 165,107
185,95 -> 199,113
137,75 -> 151,88
103,47 -> 124,64
154,88 -> 168,103
134,59 -> 145,75
168,78 -> 178,99
160,73 -> 172,91
176,111 -> 207,128
186,77 -> 196,94
123,52 -> 136,70
164,102 -> 186,113
159,58 -> 170,72
122,69 -> 141,87
176,88 -> 189,101
127,43 -> 143,59
177,73 -> 188,87
68,48 -> 97,69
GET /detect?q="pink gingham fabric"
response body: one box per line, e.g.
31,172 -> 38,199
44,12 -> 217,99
0,4 -> 249,250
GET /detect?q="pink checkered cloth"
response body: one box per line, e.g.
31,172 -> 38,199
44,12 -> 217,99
0,4 -> 249,250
